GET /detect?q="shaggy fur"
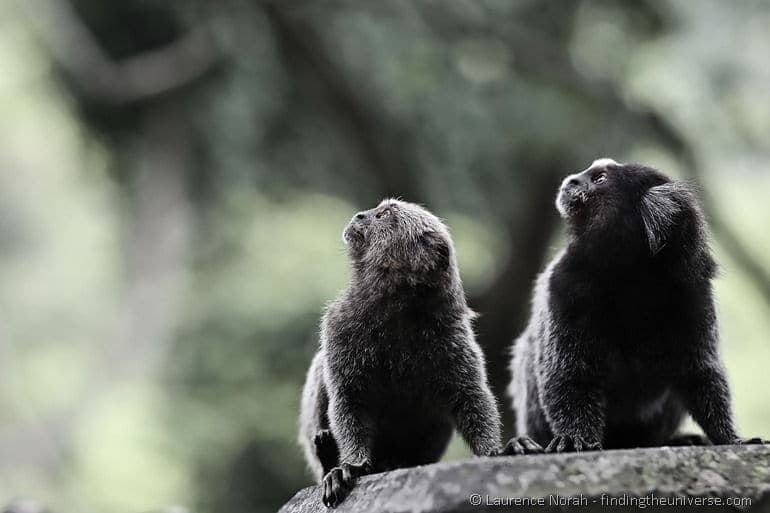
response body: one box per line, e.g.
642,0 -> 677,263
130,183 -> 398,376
300,199 -> 501,507
505,159 -> 764,454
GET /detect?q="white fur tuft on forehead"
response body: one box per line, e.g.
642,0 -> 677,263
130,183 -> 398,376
378,198 -> 403,208
587,158 -> 619,170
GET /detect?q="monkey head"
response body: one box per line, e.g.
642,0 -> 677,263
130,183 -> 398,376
556,158 -> 708,260
342,199 -> 453,284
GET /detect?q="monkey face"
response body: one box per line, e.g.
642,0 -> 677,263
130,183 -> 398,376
342,199 -> 452,277
556,158 -> 621,220
556,158 -> 703,258
342,199 -> 400,255
557,158 -> 671,227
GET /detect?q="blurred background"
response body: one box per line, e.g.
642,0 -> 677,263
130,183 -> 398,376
1,0 -> 769,512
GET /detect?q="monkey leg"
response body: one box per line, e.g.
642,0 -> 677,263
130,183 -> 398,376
508,340 -> 551,453
678,363 -> 741,445
299,352 -> 335,481
313,429 -> 339,475
521,398 -> 554,449
322,397 -> 375,508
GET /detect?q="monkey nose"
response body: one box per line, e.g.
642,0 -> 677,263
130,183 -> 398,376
563,173 -> 589,189
351,210 -> 371,226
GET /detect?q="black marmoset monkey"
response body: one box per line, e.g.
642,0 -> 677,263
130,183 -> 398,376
504,158 -> 765,455
300,199 -> 501,507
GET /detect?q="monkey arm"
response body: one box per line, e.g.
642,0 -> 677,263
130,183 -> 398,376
674,311 -> 746,445
327,391 -> 374,467
451,378 -> 502,456
538,335 -> 606,451
677,360 -> 739,445
322,391 -> 375,507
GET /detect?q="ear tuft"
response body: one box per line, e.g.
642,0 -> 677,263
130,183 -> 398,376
640,181 -> 697,256
416,230 -> 450,274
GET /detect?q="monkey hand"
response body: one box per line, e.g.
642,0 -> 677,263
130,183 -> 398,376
545,435 -> 602,453
498,436 -> 544,456
321,461 -> 372,508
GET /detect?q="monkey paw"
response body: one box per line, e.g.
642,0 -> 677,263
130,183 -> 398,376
545,435 -> 601,453
499,436 -> 544,456
735,437 -> 768,445
321,461 -> 371,508
667,433 -> 711,446
321,467 -> 349,508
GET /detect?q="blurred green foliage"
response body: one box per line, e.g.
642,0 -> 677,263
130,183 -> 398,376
1,1 -> 769,513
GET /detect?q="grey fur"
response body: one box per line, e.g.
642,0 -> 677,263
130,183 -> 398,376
299,199 -> 501,507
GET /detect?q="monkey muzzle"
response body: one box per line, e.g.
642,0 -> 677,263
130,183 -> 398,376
556,173 -> 591,217
342,210 -> 370,246
342,223 -> 364,246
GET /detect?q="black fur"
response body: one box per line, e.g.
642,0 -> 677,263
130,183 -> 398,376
299,199 -> 501,506
506,159 -> 764,453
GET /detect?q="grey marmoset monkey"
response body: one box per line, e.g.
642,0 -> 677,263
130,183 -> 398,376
504,158 -> 766,455
299,199 -> 502,507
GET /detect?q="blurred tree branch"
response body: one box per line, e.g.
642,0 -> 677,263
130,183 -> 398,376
10,0 -> 200,487
414,1 -> 668,137
263,2 -> 425,203
21,0 -> 219,105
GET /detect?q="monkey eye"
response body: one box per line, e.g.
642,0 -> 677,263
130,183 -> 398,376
375,208 -> 391,219
592,172 -> 607,184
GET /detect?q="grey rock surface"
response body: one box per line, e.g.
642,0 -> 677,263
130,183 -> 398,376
279,445 -> 770,512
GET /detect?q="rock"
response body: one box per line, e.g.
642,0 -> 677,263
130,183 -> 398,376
279,445 -> 770,512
